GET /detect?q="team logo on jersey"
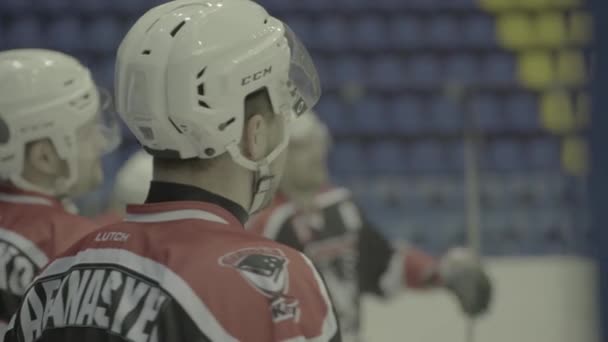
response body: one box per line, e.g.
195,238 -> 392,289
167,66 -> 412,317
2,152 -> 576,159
219,247 -> 300,322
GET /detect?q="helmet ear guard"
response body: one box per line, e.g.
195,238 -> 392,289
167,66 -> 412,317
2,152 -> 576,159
115,0 -> 321,214
0,49 -> 117,196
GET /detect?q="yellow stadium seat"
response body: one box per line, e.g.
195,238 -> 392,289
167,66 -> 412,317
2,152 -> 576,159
479,0 -> 515,12
497,14 -> 535,50
519,52 -> 555,89
569,12 -> 593,45
562,136 -> 589,176
556,50 -> 586,86
536,12 -> 567,47
554,0 -> 582,9
516,0 -> 552,10
541,90 -> 575,133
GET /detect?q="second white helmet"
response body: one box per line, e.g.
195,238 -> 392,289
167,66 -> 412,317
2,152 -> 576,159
115,0 -> 321,212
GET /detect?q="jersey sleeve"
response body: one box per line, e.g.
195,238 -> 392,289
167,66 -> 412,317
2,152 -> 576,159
247,208 -> 305,252
357,216 -> 396,296
358,211 -> 441,297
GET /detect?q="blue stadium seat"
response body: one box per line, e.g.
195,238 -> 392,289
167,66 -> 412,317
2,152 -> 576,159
334,0 -> 370,11
75,0 -> 107,14
428,97 -> 464,133
462,16 -> 496,48
486,141 -> 526,172
408,141 -> 444,173
352,97 -> 390,134
406,55 -> 440,87
469,94 -> 504,133
505,93 -> 539,132
352,16 -> 388,50
368,141 -> 408,173
370,56 -> 405,89
331,142 -> 366,175
284,16 -> 314,47
109,0 -> 156,15
527,138 -> 561,169
444,142 -> 465,172
482,212 -> 527,256
6,17 -> 42,48
92,58 -> 116,89
85,17 -> 123,54
333,56 -> 366,86
389,16 -> 423,49
312,57 -> 334,89
316,96 -> 350,134
38,0 -> 71,13
47,18 -> 83,53
0,23 -> 4,50
389,96 -> 424,135
533,211 -> 574,254
0,0 -> 32,14
481,53 -> 516,85
441,0 -> 478,9
444,54 -> 479,84
427,16 -> 461,48
316,16 -> 348,51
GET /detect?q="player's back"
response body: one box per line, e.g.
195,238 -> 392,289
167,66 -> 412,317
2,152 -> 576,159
5,200 -> 340,342
0,186 -> 98,336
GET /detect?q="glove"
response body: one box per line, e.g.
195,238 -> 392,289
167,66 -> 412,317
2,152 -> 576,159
439,247 -> 492,317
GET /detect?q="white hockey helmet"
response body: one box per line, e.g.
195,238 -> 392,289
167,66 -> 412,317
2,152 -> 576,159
115,0 -> 321,213
0,49 -> 120,196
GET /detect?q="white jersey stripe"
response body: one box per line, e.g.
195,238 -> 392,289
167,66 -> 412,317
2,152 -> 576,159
261,203 -> 295,240
125,209 -> 228,224
314,188 -> 351,209
300,254 -> 339,342
0,193 -> 54,207
38,248 -> 238,342
0,227 -> 48,268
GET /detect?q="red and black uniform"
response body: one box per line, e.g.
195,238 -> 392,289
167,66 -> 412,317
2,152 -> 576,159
248,187 -> 440,342
4,182 -> 340,342
0,186 -> 99,337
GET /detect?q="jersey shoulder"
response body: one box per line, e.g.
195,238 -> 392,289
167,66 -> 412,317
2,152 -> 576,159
57,220 -> 338,342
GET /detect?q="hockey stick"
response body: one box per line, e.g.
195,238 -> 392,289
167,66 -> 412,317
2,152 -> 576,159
446,83 -> 482,342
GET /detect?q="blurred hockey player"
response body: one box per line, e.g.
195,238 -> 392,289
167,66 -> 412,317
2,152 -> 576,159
5,1 -> 341,341
0,49 -> 119,338
109,150 -> 152,214
248,112 -> 492,341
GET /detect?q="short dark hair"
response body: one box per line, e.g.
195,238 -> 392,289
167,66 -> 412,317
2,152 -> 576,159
153,88 -> 274,171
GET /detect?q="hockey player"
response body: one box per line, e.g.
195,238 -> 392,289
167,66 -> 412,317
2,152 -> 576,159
5,1 -> 340,341
248,112 -> 492,341
0,49 -> 119,338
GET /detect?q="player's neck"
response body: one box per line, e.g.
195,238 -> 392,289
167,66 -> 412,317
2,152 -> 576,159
153,159 -> 254,212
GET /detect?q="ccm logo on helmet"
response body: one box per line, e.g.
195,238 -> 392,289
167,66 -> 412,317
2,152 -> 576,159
242,66 -> 272,86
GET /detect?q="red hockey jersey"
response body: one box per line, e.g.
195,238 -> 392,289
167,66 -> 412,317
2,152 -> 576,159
0,186 -> 99,334
4,183 -> 340,342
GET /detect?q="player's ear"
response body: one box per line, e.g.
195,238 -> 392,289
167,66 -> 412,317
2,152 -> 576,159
25,139 -> 68,177
242,114 -> 269,161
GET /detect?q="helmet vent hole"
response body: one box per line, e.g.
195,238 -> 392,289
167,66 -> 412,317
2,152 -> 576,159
264,18 -> 268,24
170,20 -> 187,37
197,83 -> 205,96
197,67 -> 207,79
219,117 -> 235,131
63,79 -> 74,87
142,50 -> 151,55
198,100 -> 210,109
204,148 -> 215,156
0,118 -> 9,144
168,117 -> 183,134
